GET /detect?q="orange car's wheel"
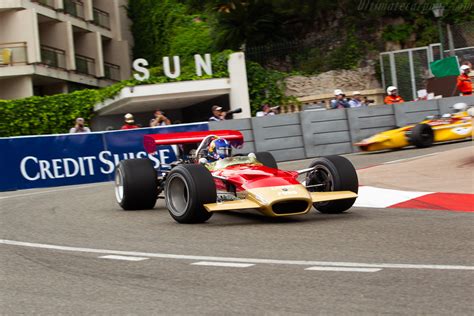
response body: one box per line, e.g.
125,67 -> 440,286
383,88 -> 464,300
306,156 -> 358,214
410,124 -> 434,148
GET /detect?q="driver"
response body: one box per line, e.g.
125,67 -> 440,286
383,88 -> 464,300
199,137 -> 232,164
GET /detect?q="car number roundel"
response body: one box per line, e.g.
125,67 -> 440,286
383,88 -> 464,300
451,126 -> 472,136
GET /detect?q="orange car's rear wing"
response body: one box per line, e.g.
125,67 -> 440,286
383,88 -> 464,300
143,130 -> 244,153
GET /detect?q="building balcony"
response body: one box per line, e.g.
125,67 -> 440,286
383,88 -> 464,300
75,54 -> 95,75
40,45 -> 67,69
63,0 -> 85,19
92,7 -> 110,29
104,62 -> 120,81
32,0 -> 55,9
0,42 -> 28,65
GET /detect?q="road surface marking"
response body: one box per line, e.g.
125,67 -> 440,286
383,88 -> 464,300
191,261 -> 254,268
305,267 -> 381,272
99,255 -> 149,261
354,186 -> 430,208
0,183 -> 109,200
382,153 -> 438,165
1,239 -> 473,271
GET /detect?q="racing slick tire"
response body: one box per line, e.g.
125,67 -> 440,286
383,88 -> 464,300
306,155 -> 358,214
410,123 -> 434,148
165,164 -> 216,223
115,158 -> 158,210
255,152 -> 278,169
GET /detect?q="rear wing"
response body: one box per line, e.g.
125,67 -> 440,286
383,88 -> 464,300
143,130 -> 244,154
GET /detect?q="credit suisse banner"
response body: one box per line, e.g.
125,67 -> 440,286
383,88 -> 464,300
0,123 -> 208,191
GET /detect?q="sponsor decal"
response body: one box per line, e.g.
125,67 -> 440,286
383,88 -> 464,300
451,126 -> 472,136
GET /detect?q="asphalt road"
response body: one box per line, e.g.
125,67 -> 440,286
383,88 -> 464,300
1,140 -> 473,315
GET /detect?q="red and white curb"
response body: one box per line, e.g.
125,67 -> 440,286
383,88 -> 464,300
354,186 -> 474,212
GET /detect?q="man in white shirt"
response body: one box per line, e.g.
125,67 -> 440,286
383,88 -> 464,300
69,118 -> 91,133
256,104 -> 277,117
349,91 -> 365,108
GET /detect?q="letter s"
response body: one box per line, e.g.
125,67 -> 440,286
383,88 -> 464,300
99,151 -> 115,174
133,58 -> 150,81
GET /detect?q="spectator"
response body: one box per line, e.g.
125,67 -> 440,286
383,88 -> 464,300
457,65 -> 472,96
384,86 -> 405,104
121,113 -> 139,130
256,104 -> 278,117
348,91 -> 366,108
415,89 -> 428,101
209,105 -> 226,121
150,109 -> 171,127
69,117 -> 91,133
330,89 -> 350,109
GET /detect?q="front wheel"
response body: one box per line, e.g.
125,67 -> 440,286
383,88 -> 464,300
305,156 -> 358,214
165,164 -> 216,223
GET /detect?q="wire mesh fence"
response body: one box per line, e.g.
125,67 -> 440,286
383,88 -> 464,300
450,21 -> 474,49
380,21 -> 474,102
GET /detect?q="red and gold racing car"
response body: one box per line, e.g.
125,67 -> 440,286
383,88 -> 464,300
114,130 -> 358,223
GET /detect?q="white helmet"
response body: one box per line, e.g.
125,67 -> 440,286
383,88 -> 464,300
334,89 -> 344,96
387,86 -> 397,94
460,65 -> 470,72
453,103 -> 467,112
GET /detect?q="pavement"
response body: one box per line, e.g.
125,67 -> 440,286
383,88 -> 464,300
1,140 -> 473,314
357,145 -> 474,193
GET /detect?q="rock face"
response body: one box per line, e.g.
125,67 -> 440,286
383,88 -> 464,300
285,65 -> 382,97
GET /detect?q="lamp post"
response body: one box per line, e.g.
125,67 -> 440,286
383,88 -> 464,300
432,3 -> 445,59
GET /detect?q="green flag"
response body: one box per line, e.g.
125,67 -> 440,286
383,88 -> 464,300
430,56 -> 460,78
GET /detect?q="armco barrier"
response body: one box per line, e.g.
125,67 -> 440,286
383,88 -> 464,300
209,96 -> 474,162
0,123 -> 208,191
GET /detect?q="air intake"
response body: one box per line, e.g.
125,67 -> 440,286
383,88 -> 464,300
272,200 -> 309,215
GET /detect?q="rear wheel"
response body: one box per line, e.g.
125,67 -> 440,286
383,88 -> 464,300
410,124 -> 434,148
306,156 -> 358,214
165,164 -> 216,223
255,152 -> 277,169
115,159 -> 158,210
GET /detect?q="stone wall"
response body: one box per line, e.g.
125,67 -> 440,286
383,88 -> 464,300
285,65 -> 381,97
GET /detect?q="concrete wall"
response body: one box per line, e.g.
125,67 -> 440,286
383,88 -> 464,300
102,38 -> 131,80
73,31 -> 103,76
0,9 -> 40,63
209,96 -> 474,162
0,76 -> 33,99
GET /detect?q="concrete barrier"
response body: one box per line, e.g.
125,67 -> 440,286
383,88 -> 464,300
301,109 -> 351,156
251,113 -> 305,161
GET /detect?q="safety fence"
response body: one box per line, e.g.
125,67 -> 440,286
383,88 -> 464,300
210,96 -> 474,162
0,123 -> 208,191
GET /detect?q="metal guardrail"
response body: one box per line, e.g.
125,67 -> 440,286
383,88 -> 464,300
40,45 -> 66,69
93,7 -> 110,29
0,42 -> 28,65
75,54 -> 95,75
104,62 -> 120,81
63,0 -> 85,19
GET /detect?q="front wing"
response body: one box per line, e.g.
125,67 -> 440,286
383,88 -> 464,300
204,184 -> 357,217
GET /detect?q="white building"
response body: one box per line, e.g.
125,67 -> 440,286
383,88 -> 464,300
0,0 -> 133,100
